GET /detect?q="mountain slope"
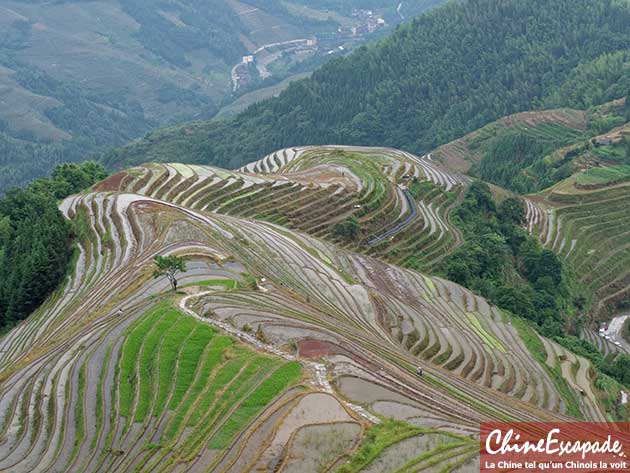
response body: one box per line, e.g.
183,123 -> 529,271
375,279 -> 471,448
428,98 -> 630,320
528,177 -> 630,319
0,147 -> 615,472
435,99 -> 630,193
432,108 -> 589,175
99,147 -> 608,416
104,0 -> 630,172
107,136 -> 630,336
106,146 -> 467,272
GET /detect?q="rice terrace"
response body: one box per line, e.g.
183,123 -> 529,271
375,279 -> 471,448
4,0 -> 630,470
1,135 -> 629,472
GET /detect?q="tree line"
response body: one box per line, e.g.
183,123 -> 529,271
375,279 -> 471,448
0,162 -> 106,332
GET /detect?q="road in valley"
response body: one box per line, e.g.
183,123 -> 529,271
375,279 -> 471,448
603,314 -> 630,353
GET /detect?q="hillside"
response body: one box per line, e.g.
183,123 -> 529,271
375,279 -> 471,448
4,1 -> 630,470
107,144 -> 630,345
432,99 -> 630,192
432,108 -> 589,175
424,97 -> 630,321
107,146 -> 468,272
526,175 -> 630,320
0,0 -> 443,191
1,146 -> 624,472
104,0 -> 630,174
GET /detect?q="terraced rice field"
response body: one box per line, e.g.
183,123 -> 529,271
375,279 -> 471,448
103,146 -> 468,271
524,197 -> 548,235
575,165 -> 630,188
537,181 -> 630,316
0,192 -> 336,472
581,327 -> 628,357
0,150 -> 612,471
242,146 -> 467,193
521,175 -> 630,359
337,420 -> 478,473
186,212 -> 604,424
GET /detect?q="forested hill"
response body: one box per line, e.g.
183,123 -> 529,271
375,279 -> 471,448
104,0 -> 630,171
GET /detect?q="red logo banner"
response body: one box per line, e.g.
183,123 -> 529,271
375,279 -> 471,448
480,422 -> 630,472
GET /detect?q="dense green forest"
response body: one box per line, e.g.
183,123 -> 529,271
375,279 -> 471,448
0,162 -> 106,332
0,56 -> 156,191
0,133 -> 66,192
6,61 -> 154,145
440,182 -> 579,337
472,128 -> 580,193
104,0 -> 630,172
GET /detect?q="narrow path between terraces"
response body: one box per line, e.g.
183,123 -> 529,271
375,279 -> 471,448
179,291 -> 381,424
368,188 -> 417,245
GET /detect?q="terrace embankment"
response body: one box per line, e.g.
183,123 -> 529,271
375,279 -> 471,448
115,146 -> 468,273
536,180 -> 630,318
0,147 -> 614,471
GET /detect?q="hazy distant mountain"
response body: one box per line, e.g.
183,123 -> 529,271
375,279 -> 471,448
0,0 -> 444,190
104,0 -> 630,175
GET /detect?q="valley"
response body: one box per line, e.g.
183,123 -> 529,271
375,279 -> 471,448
0,0 -> 443,191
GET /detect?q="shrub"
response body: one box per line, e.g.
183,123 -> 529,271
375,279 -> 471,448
333,217 -> 360,241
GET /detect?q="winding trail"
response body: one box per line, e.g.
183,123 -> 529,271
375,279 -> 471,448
178,291 -> 381,424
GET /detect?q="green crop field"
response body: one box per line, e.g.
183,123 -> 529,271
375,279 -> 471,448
105,302 -> 303,470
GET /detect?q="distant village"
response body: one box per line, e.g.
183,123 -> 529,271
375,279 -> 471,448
344,9 -> 387,38
231,9 -> 388,91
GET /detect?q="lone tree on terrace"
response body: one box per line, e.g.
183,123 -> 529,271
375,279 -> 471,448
153,254 -> 187,291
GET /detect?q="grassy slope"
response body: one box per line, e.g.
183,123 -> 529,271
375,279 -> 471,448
576,165 -> 630,187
